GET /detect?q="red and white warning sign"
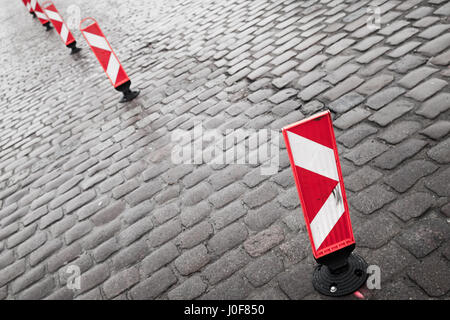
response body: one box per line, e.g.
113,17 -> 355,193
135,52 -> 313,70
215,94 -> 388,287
30,0 -> 49,25
282,110 -> 355,259
42,1 -> 75,46
79,18 -> 130,89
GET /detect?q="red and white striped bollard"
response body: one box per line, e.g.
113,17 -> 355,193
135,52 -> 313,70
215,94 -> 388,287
282,110 -> 369,297
21,0 -> 36,18
42,1 -> 81,54
30,0 -> 52,30
79,18 -> 139,103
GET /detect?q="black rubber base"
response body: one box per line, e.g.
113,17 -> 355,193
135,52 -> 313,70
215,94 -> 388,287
67,42 -> 82,55
115,80 -> 140,103
312,253 -> 368,297
70,47 -> 82,54
31,12 -> 36,18
119,90 -> 140,103
43,22 -> 53,31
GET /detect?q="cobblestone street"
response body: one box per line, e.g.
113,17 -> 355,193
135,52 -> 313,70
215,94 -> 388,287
0,0 -> 449,300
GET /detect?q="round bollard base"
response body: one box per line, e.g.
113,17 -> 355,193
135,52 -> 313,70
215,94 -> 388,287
312,253 -> 368,297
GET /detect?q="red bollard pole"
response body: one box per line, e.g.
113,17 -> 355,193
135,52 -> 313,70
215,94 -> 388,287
80,18 -> 140,103
282,110 -> 368,297
42,1 -> 81,54
30,0 -> 52,30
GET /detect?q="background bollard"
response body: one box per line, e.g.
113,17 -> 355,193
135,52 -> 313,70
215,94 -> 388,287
282,110 -> 368,297
21,0 -> 36,18
30,0 -> 52,30
79,17 -> 139,103
42,1 -> 81,54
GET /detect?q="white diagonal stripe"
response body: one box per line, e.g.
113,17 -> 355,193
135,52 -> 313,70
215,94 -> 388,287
31,0 -> 36,10
286,131 -> 339,181
309,183 -> 345,250
26,3 -> 31,10
35,11 -> 47,20
83,32 -> 111,51
44,9 -> 62,22
106,53 -> 120,85
60,24 -> 69,43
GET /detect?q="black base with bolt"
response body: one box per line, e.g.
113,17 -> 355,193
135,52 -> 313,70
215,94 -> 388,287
115,80 -> 140,103
312,244 -> 368,297
67,41 -> 82,55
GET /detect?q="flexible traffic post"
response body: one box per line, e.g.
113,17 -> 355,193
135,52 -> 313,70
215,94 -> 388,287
30,0 -> 52,30
42,1 -> 81,54
282,110 -> 369,297
79,18 -> 140,103
21,0 -> 36,18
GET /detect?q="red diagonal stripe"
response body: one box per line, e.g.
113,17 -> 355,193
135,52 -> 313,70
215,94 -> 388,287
114,64 -> 129,88
49,19 -> 63,33
82,22 -> 104,37
90,47 -> 112,70
287,114 -> 334,149
295,165 -> 338,223
66,32 -> 75,45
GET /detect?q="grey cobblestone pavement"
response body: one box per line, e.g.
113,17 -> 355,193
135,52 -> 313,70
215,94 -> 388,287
0,0 -> 449,300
